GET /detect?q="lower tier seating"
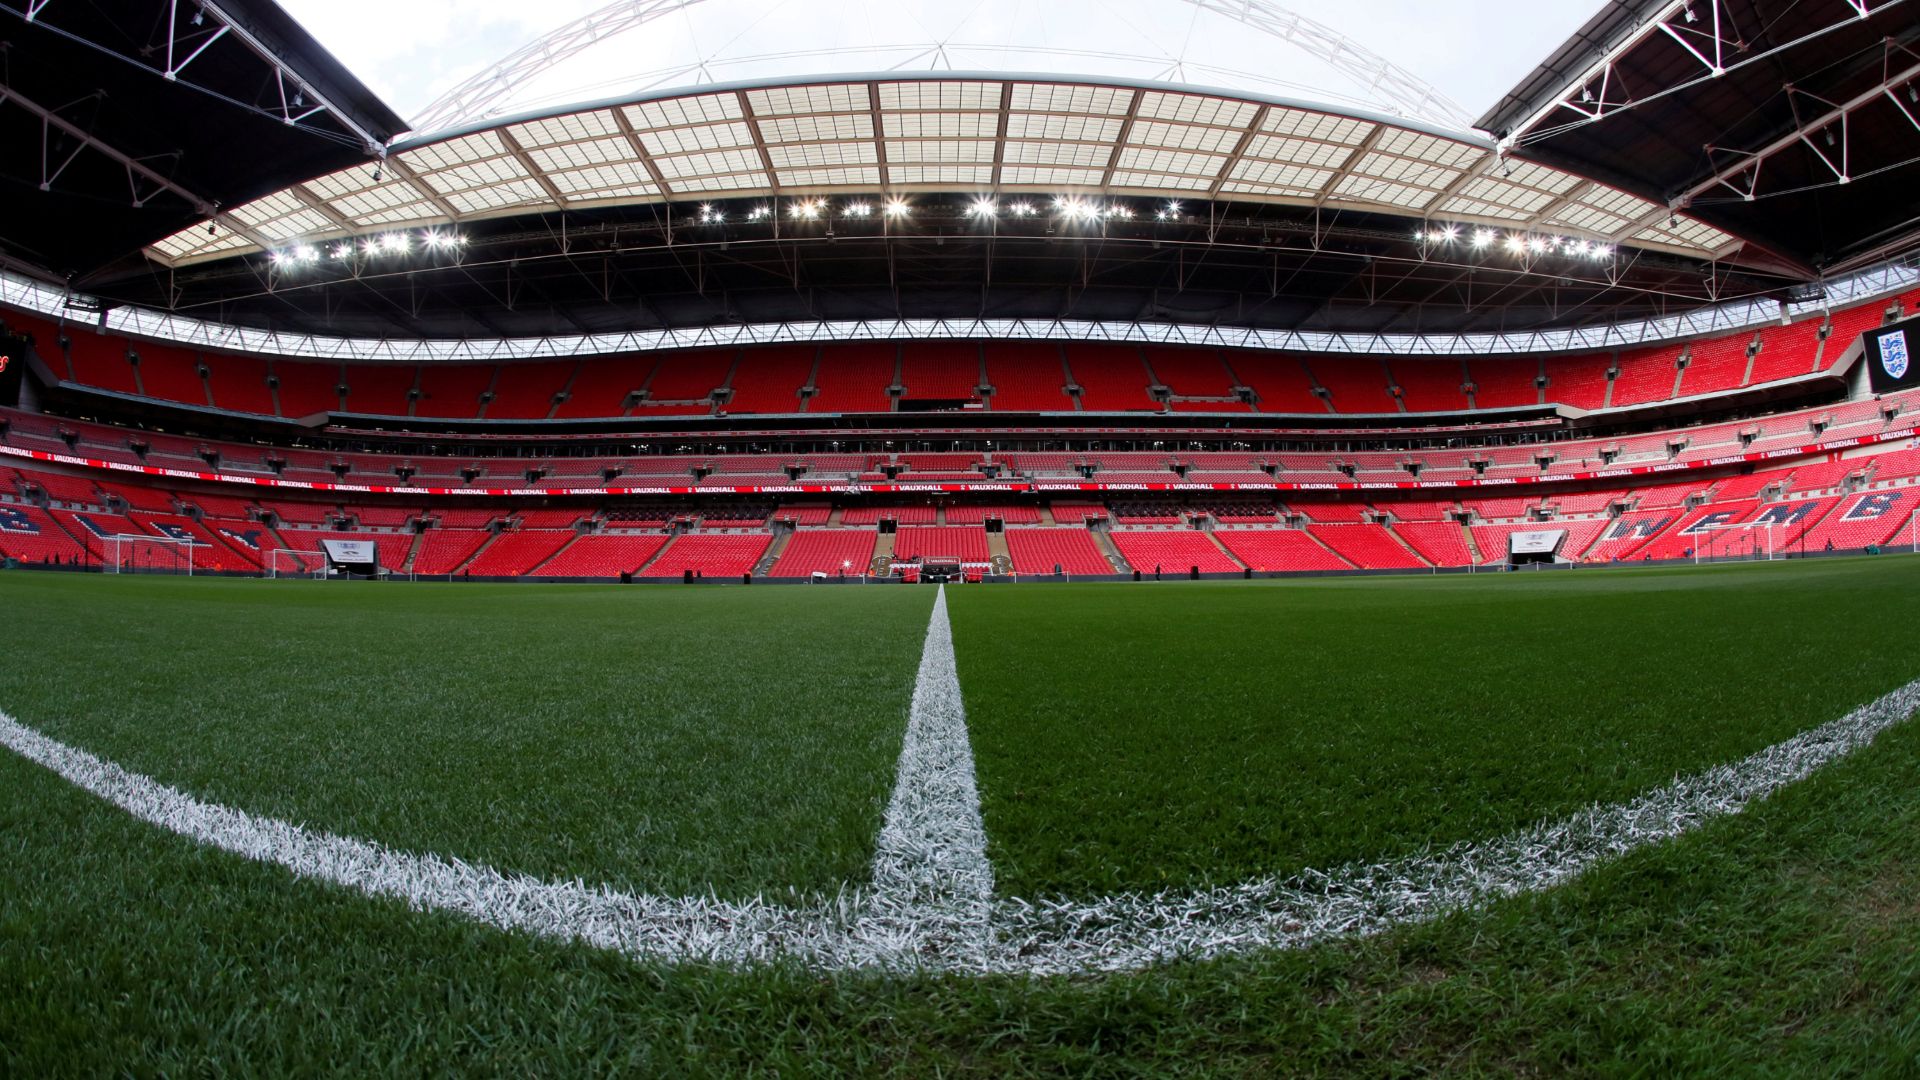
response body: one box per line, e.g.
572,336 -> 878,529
644,533 -> 772,577
1004,527 -> 1112,575
1213,529 -> 1349,572
1108,530 -> 1242,573
769,530 -> 878,577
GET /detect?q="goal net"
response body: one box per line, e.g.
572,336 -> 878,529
103,534 -> 195,575
1691,521 -> 1779,563
265,548 -> 326,579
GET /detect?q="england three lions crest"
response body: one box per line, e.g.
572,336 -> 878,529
1880,330 -> 1910,380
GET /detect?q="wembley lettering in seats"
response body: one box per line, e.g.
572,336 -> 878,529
1606,516 -> 1670,540
0,507 -> 38,533
1841,492 -> 1903,521
1682,510 -> 1743,535
1751,502 -> 1824,526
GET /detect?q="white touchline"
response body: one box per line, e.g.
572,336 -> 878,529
2,649 -> 1916,975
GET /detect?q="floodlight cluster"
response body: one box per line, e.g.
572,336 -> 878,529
685,196 -> 1187,225
1415,224 -> 1613,260
269,229 -> 466,266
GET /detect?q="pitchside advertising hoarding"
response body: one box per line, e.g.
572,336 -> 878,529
1864,316 -> 1920,393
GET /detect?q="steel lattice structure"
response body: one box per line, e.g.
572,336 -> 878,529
408,0 -> 1477,137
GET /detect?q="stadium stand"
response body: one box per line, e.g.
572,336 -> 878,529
725,347 -> 814,414
273,362 -> 342,417
1541,353 -> 1610,409
463,531 -> 574,576
644,533 -> 772,577
809,344 -> 897,414
902,342 -> 982,402
1213,529 -> 1347,572
0,504 -> 88,563
1066,344 -> 1154,412
1004,527 -> 1112,575
1109,530 -> 1241,573
414,365 -> 494,419
769,530 -> 878,577
984,342 -> 1073,411
486,362 -> 574,420
1387,359 -> 1471,413
1304,357 -> 1397,413
410,529 -> 493,575
553,357 -> 648,419
893,525 -> 990,562
533,533 -> 670,578
1466,357 -> 1541,409
1307,524 -> 1427,569
1393,521 -> 1474,566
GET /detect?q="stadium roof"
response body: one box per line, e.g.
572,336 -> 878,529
143,73 -> 1743,268
1,0 -> 1914,343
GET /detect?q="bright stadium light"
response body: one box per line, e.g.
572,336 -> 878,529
1438,225 -> 1459,243
292,244 -> 318,263
377,232 -> 410,254
747,204 -> 770,221
1009,201 -> 1035,217
1110,204 -> 1133,219
789,200 -> 825,220
1472,228 -> 1495,248
1503,233 -> 1526,254
845,201 -> 873,218
1527,236 -> 1549,254
330,243 -> 352,260
883,198 -> 910,218
968,197 -> 998,218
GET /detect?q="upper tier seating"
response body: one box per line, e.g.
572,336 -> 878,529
725,346 -> 814,414
1004,527 -> 1111,575
1466,357 -> 1541,409
769,530 -> 878,577
32,283 -> 1916,425
809,344 -> 896,414
901,342 -> 981,402
1386,359 -> 1471,413
984,343 -> 1073,411
1303,357 -> 1397,413
1066,344 -> 1155,412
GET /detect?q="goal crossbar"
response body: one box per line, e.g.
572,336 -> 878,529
104,533 -> 195,575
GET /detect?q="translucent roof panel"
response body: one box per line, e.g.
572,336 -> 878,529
144,76 -> 1745,267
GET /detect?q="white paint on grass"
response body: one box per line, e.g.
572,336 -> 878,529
3,612 -> 1917,974
860,585 -> 996,967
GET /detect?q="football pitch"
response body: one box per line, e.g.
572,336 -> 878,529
3,558 -> 1918,1074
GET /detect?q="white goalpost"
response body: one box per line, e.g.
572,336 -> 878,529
1691,521 -> 1779,564
103,534 -> 195,575
265,548 -> 325,579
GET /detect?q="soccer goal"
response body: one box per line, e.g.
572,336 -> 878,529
103,534 -> 195,575
265,548 -> 325,579
1691,521 -> 1778,563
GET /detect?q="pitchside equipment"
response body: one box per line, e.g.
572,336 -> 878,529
1692,521 -> 1778,563
104,533 -> 194,575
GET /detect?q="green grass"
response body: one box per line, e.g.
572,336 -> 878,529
949,558 -> 1920,897
1,558 -> 1918,1073
2,675 -> 1916,1074
0,574 -> 934,898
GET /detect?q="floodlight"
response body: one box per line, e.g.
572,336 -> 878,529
845,201 -> 873,217
1472,228 -> 1494,248
968,197 -> 998,218
883,198 -> 910,218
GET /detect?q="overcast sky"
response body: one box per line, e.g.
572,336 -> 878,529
278,0 -> 1599,134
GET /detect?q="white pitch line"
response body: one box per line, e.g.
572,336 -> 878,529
2,673 -> 1915,974
861,584 -> 996,967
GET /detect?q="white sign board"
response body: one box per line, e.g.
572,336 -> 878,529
1507,530 -> 1566,555
320,539 -> 378,566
